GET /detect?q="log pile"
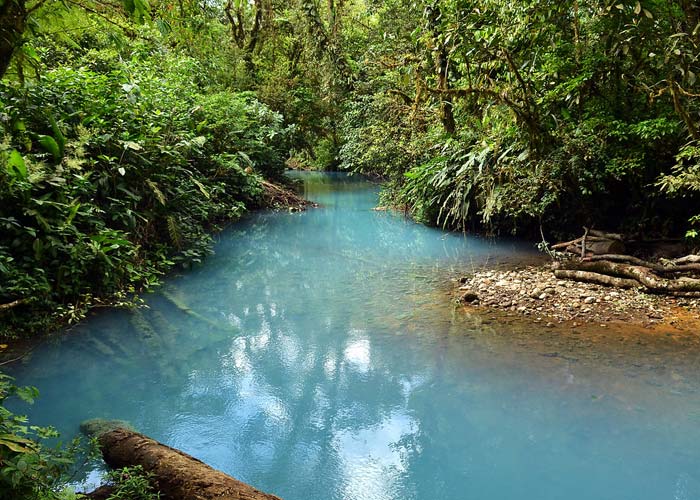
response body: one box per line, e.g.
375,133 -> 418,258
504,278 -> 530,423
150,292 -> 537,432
550,229 -> 700,294
98,427 -> 282,500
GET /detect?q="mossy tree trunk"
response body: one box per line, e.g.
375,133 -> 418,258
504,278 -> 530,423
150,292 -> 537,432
0,0 -> 27,79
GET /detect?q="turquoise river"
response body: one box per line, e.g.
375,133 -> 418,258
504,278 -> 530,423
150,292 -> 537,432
7,172 -> 700,499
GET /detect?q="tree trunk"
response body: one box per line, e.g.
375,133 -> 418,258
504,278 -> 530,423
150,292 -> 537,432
99,428 -> 282,500
426,2 -> 455,135
0,0 -> 26,80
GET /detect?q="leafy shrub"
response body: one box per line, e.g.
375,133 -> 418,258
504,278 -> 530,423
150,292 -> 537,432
0,48 -> 291,338
0,373 -> 79,500
104,465 -> 160,500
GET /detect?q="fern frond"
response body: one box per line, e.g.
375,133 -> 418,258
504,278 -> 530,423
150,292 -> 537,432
166,216 -> 183,249
146,179 -> 167,205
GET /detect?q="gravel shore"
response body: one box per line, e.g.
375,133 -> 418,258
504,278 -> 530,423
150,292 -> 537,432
457,265 -> 700,331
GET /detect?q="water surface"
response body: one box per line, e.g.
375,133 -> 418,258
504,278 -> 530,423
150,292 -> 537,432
8,172 -> 700,500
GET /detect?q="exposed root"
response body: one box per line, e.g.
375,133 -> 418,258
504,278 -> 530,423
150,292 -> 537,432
553,269 -> 641,289
557,260 -> 700,293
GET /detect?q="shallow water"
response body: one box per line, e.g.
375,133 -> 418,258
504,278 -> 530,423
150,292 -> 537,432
8,172 -> 700,499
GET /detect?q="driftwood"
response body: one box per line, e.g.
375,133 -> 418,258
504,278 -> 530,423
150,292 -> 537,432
99,428 -> 282,500
583,254 -> 700,274
559,260 -> 700,293
553,269 -> 640,289
549,228 -> 700,294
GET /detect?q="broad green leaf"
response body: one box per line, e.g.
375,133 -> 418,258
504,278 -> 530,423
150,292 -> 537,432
49,116 -> 65,154
21,45 -> 40,63
192,136 -> 207,147
38,135 -> 61,162
65,202 -> 81,226
6,150 -> 27,179
15,386 -> 39,404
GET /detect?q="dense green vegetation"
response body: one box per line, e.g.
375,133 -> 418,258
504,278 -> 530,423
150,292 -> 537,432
0,2 -> 699,495
0,373 -> 81,499
1,2 -> 699,330
0,4 -> 294,338
339,0 -> 700,238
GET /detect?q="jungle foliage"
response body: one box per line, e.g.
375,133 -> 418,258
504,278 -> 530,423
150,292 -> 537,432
1,1 -> 699,333
0,6 -> 291,338
337,0 -> 700,238
1,1 -> 699,496
0,373 -> 81,499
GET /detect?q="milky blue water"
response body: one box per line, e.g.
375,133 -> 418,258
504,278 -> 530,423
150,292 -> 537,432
7,172 -> 700,500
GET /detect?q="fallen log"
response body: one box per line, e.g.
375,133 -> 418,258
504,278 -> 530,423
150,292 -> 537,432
551,235 -> 616,250
553,237 -> 625,255
584,240 -> 626,255
558,260 -> 700,293
99,428 -> 282,500
587,229 -> 624,241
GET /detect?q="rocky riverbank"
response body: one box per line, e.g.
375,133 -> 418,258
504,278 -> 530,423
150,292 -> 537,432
457,265 -> 700,332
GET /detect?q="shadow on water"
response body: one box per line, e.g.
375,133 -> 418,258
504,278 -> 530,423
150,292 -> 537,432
6,172 -> 700,500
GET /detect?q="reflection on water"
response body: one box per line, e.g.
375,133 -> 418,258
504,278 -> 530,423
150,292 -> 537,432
7,172 -> 700,500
